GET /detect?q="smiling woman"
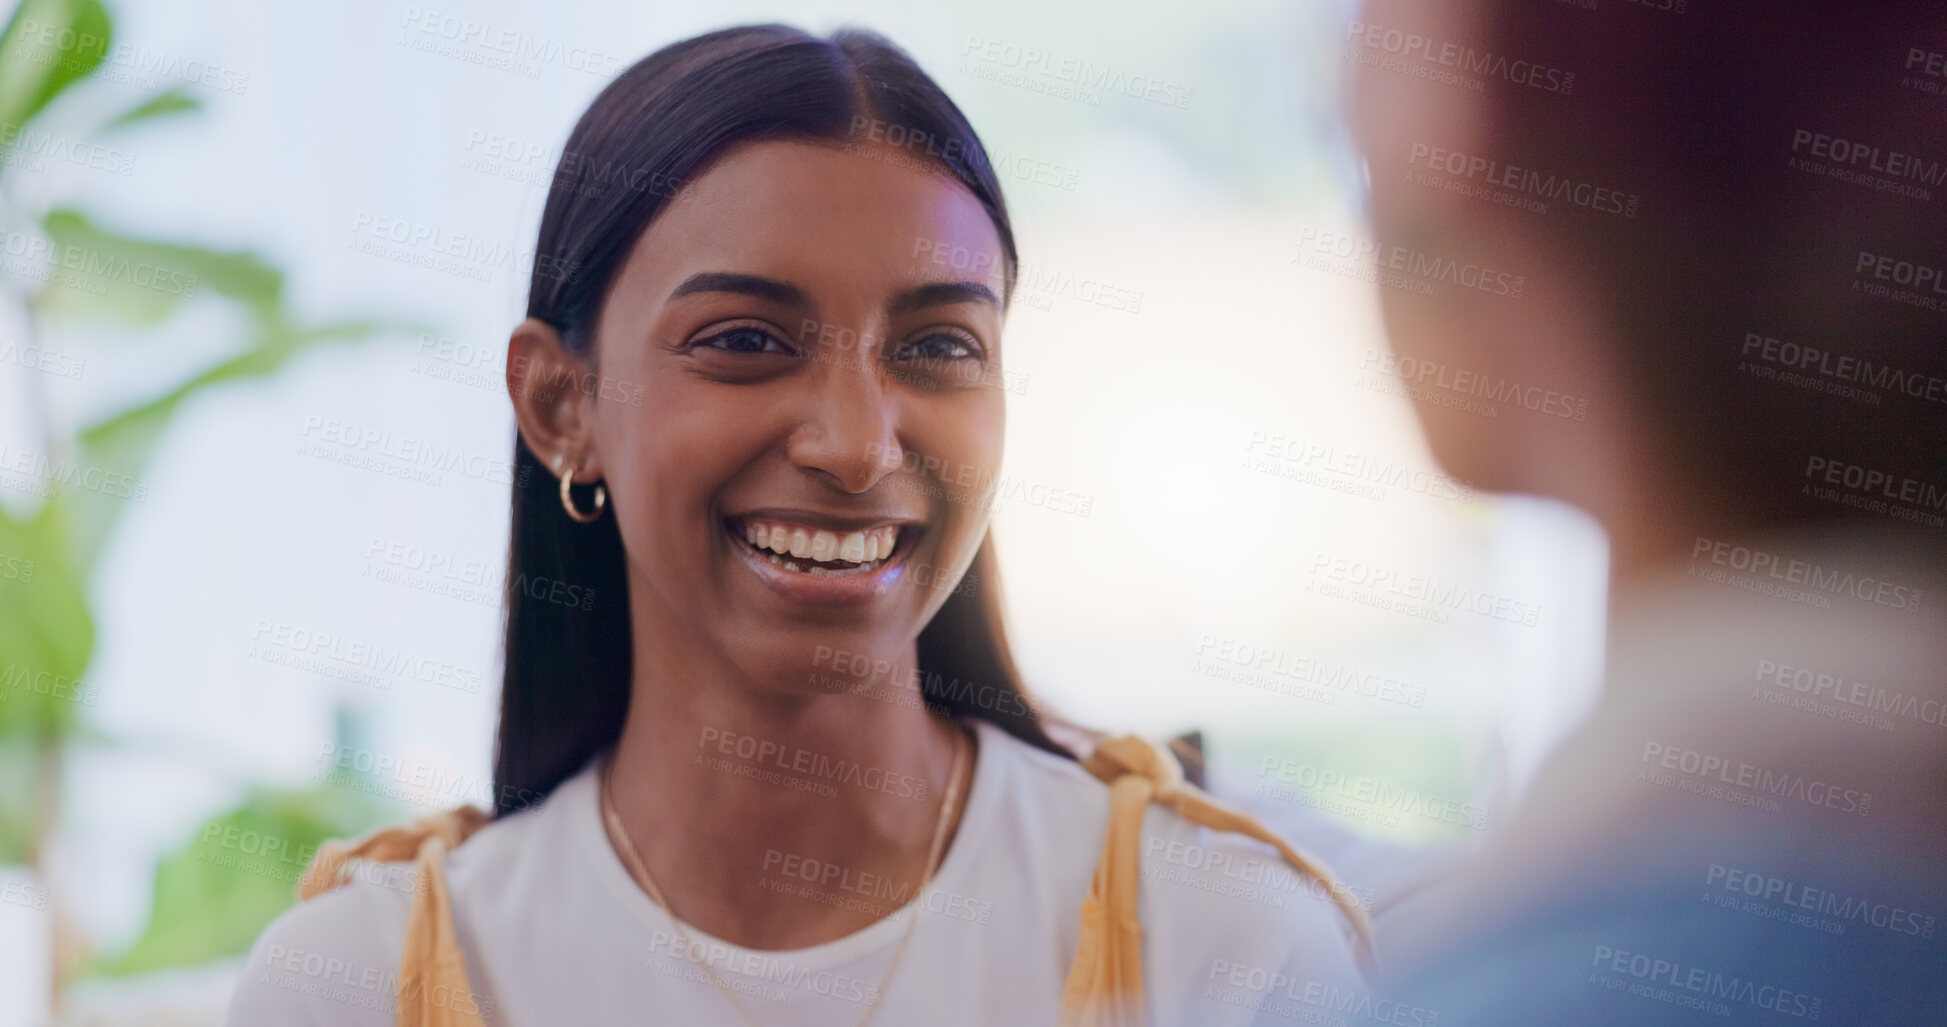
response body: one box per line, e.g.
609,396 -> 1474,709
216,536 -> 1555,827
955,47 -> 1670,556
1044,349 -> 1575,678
225,23 -> 1369,1027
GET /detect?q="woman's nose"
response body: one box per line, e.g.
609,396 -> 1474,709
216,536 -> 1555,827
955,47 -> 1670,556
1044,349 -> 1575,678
784,347 -> 902,494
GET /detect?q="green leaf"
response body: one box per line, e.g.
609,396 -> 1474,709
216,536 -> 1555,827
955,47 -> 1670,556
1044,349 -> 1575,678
90,785 -> 391,977
65,316 -> 401,578
0,496 -> 96,742
101,88 -> 200,132
0,744 -> 34,863
0,0 -> 112,134
34,208 -> 285,325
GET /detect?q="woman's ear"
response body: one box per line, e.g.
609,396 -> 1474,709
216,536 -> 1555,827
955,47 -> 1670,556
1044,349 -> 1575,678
506,317 -> 604,480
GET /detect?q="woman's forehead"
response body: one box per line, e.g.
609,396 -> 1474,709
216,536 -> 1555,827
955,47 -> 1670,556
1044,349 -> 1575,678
621,138 -> 1007,301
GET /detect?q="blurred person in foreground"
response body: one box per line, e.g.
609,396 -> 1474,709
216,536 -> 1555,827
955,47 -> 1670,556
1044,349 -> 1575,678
1345,0 -> 1947,1022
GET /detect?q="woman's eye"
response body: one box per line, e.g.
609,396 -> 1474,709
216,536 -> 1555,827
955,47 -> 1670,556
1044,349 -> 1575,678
895,332 -> 979,362
697,327 -> 791,355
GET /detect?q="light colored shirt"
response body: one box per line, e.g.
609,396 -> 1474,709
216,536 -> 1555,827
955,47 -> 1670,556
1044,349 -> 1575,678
226,717 -> 1371,1026
1384,527 -> 1947,1024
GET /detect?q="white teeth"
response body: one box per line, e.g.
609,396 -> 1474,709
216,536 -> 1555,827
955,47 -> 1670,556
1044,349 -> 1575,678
737,520 -> 904,571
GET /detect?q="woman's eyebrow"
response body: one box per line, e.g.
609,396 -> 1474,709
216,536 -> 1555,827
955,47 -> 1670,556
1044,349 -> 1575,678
668,273 -> 1000,315
667,272 -> 808,306
889,281 -> 1000,315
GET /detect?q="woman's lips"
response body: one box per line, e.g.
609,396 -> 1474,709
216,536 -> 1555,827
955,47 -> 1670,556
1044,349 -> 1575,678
724,516 -> 915,605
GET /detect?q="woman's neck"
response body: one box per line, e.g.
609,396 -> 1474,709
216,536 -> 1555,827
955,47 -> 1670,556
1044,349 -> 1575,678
602,639 -> 974,950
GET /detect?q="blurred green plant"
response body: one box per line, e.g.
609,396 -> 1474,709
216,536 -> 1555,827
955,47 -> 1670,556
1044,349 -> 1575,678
0,0 -> 407,999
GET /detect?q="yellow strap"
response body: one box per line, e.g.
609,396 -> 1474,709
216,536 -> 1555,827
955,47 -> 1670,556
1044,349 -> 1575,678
296,805 -> 492,1027
1057,735 -> 1378,1027
295,735 -> 1374,1027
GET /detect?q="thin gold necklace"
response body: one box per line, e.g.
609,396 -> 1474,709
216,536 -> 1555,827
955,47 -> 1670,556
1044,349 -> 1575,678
600,720 -> 971,1027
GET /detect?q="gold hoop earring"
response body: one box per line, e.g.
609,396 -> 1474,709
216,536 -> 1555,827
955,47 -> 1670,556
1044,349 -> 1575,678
556,455 -> 606,523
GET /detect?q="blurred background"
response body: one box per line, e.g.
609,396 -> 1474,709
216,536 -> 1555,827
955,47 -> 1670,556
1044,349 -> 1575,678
0,0 -> 1609,1022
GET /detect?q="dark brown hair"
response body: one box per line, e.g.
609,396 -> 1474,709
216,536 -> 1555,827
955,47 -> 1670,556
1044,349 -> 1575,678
492,24 -> 1066,816
1468,2 -> 1947,534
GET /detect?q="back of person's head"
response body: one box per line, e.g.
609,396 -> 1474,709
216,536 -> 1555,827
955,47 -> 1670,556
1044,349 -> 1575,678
1350,0 -> 1947,557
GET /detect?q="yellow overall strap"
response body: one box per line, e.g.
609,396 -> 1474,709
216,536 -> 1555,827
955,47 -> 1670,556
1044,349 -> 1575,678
296,805 -> 492,1027
1057,735 -> 1378,1027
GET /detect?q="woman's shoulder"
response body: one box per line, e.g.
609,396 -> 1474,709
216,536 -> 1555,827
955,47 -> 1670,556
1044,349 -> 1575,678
979,724 -> 1369,1000
224,868 -> 412,1026
223,766 -> 592,1025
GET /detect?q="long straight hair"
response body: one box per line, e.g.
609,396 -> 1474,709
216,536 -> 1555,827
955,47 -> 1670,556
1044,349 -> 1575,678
493,24 -> 1069,817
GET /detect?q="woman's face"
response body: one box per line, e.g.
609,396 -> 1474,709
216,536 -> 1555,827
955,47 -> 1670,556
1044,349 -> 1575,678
583,138 -> 1008,693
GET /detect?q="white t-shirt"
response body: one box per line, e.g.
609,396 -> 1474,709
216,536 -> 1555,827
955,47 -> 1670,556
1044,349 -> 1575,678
227,718 -> 1370,1025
